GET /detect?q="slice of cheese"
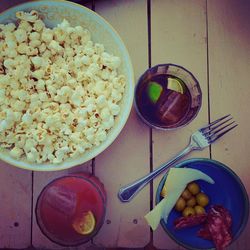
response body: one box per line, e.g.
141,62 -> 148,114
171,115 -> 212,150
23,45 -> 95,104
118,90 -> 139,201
145,168 -> 214,231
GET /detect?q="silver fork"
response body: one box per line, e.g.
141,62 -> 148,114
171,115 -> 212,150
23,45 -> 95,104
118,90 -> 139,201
118,114 -> 237,202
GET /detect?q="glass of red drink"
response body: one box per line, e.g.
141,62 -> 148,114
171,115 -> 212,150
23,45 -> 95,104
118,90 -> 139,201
35,173 -> 106,246
135,64 -> 202,130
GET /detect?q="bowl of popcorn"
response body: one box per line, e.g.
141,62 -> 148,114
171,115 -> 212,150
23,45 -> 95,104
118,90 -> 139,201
0,1 -> 134,170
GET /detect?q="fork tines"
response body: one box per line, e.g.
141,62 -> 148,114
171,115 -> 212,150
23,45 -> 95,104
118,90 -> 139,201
200,114 -> 238,143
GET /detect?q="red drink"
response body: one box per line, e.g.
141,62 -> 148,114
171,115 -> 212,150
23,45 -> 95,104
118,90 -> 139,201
36,173 -> 106,246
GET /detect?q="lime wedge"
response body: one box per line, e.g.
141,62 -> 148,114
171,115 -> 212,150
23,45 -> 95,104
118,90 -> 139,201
167,77 -> 184,94
147,81 -> 163,104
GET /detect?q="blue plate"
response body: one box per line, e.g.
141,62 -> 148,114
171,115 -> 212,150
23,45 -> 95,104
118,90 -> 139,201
156,158 -> 249,250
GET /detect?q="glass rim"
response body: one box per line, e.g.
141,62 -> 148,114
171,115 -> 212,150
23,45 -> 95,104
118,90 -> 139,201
35,174 -> 107,247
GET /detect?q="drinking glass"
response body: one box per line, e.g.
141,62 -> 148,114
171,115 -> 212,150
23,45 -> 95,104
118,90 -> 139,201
35,172 -> 106,246
134,64 -> 202,130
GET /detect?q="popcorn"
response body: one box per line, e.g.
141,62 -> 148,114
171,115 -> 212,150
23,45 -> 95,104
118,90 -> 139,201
22,112 -> 33,124
14,28 -> 27,43
29,32 -> 40,41
18,20 -> 32,32
6,40 -> 17,49
109,103 -> 120,116
96,95 -> 106,108
31,56 -> 44,68
100,107 -> 110,121
0,120 -> 8,131
0,11 -> 126,164
33,20 -> 44,32
3,59 -> 14,69
41,29 -> 53,43
16,10 -> 39,22
29,39 -> 41,48
17,43 -> 29,54
10,147 -> 23,159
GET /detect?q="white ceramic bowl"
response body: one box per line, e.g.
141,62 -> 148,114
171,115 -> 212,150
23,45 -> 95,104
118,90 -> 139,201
0,0 -> 134,171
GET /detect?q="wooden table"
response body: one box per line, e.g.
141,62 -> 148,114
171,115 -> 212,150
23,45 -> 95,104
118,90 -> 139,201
0,0 -> 250,249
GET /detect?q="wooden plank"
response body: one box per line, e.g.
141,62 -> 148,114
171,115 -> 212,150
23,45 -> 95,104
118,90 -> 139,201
0,1 -> 32,249
0,0 -> 23,13
207,1 -> 250,249
0,162 -> 32,249
150,0 -> 209,249
93,0 -> 150,248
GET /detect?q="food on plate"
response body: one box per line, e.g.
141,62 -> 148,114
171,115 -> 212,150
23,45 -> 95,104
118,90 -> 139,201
175,205 -> 233,250
198,205 -> 232,250
196,192 -> 209,207
182,206 -> 196,217
144,167 -> 214,231
72,210 -> 96,235
173,181 -> 210,216
0,11 -> 125,164
174,213 -> 207,229
187,182 -> 200,195
186,196 -> 196,207
194,205 -> 206,215
181,189 -> 192,200
174,197 -> 186,212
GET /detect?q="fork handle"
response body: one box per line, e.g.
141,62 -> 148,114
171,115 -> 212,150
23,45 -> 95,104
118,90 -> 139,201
118,144 -> 194,202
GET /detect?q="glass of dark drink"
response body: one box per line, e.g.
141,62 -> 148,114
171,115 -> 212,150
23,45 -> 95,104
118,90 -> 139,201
135,64 -> 202,130
35,173 -> 106,246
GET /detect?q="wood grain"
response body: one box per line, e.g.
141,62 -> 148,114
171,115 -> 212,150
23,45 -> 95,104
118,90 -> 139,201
150,0 -> 209,249
207,1 -> 250,249
1,2 -> 33,249
0,0 -> 23,13
0,162 -> 31,249
93,0 -> 150,248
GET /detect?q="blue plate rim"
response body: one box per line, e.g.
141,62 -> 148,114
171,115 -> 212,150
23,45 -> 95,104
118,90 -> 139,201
156,157 -> 249,250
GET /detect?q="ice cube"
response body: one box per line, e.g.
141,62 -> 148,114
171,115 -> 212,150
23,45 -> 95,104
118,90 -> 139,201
157,90 -> 189,125
44,185 -> 77,217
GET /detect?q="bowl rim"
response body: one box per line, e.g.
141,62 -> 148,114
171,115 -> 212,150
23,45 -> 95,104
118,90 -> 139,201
156,157 -> 249,250
134,63 -> 202,131
0,0 -> 134,171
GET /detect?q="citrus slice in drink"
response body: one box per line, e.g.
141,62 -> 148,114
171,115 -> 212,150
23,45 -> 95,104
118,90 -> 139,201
72,210 -> 96,235
147,81 -> 163,103
167,77 -> 184,94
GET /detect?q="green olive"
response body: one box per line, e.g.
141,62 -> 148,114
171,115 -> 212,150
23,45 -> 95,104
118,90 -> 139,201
182,207 -> 196,217
175,197 -> 186,212
186,196 -> 196,207
187,182 -> 200,195
181,189 -> 192,200
194,205 -> 206,215
196,192 -> 209,207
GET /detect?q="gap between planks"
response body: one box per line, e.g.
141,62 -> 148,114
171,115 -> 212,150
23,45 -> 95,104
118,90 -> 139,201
205,0 -> 212,160
147,0 -> 154,246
